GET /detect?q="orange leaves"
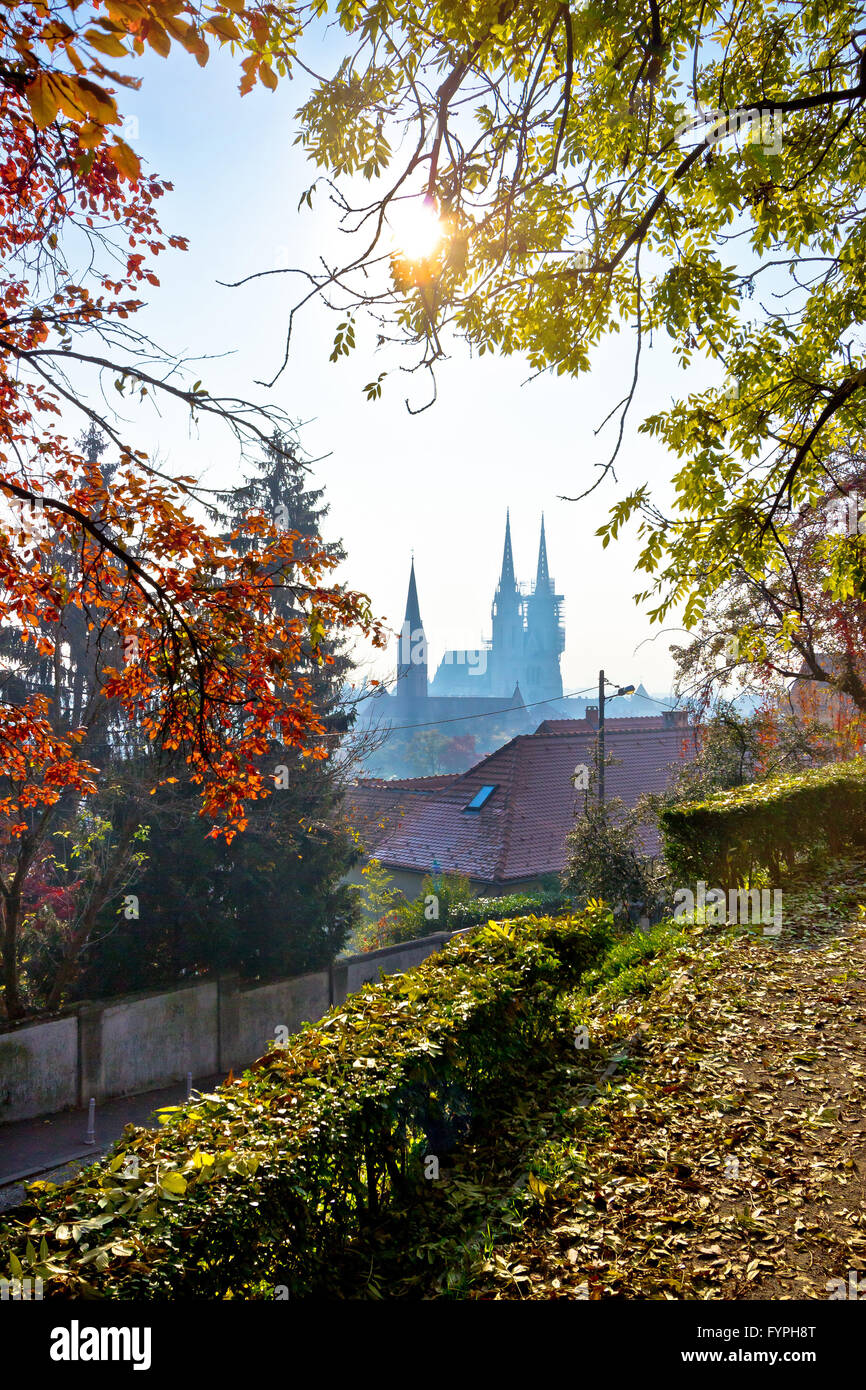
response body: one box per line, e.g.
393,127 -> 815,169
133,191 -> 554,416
239,51 -> 260,96
83,27 -> 130,58
108,138 -> 141,181
144,20 -> 171,55
205,14 -> 242,42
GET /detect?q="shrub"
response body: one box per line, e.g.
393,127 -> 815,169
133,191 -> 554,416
447,890 -> 574,930
562,797 -> 662,916
658,758 -> 866,888
0,909 -> 612,1299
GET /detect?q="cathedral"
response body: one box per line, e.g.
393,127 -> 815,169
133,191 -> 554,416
358,511 -> 661,768
363,513 -> 565,737
429,512 -> 564,703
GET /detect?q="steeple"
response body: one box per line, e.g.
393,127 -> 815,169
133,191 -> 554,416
404,556 -> 423,630
535,514 -> 550,591
524,513 -> 564,703
499,509 -> 516,591
396,556 -> 428,703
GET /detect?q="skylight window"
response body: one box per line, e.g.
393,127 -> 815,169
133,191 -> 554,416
464,784 -> 497,811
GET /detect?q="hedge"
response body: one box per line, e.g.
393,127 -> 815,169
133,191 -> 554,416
658,758 -> 866,888
0,910 -> 612,1299
447,890 -> 574,930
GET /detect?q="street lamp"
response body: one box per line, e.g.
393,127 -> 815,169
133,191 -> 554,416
598,669 -> 636,808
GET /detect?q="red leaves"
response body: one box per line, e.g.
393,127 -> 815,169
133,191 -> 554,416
0,0 -> 382,848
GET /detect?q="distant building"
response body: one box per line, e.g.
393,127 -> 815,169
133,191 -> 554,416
346,709 -> 694,900
358,511 -> 677,767
430,511 -> 564,704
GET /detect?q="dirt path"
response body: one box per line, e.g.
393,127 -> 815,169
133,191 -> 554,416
467,907 -> 866,1299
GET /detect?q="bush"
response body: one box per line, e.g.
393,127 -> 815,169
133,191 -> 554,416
0,909 -> 613,1299
562,797 -> 662,916
659,758 -> 866,888
447,890 -> 574,930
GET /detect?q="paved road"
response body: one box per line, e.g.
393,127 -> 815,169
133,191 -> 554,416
0,1073 -> 225,1209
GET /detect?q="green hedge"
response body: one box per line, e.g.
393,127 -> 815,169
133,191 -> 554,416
448,891 -> 574,929
659,758 -> 866,888
0,910 -> 612,1299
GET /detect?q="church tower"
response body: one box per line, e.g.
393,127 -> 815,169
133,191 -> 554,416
523,515 -> 564,701
489,510 -> 525,697
396,557 -> 428,703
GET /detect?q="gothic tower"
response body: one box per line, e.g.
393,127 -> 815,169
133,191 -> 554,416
489,510 -> 525,696
396,557 -> 428,702
523,515 -> 564,701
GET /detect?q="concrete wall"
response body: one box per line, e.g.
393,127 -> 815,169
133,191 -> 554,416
0,1017 -> 79,1123
0,929 -> 464,1125
101,981 -> 219,1098
333,933 -> 452,1004
234,971 -> 330,1069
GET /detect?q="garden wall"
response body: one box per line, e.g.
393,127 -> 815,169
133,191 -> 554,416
0,931 -> 460,1124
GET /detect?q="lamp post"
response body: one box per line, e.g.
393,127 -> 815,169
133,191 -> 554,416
598,670 -> 636,809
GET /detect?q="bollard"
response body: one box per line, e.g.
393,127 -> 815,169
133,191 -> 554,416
186,1071 -> 193,1099
84,1097 -> 96,1145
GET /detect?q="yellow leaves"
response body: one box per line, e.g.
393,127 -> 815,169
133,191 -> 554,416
108,139 -> 141,182
77,122 -> 104,150
259,61 -> 277,92
221,0 -> 247,12
84,29 -> 130,59
26,73 -> 60,129
145,22 -> 171,57
73,77 -> 119,126
26,64 -> 119,131
158,1171 -> 188,1197
205,14 -> 242,42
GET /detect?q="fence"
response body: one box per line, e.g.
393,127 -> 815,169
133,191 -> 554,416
0,931 -> 456,1125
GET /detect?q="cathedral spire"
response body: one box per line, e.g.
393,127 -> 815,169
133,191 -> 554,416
397,556 -> 427,702
499,509 -> 516,591
535,514 -> 550,591
404,555 -> 423,631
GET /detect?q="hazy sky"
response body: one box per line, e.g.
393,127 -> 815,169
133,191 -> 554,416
91,40 -> 723,699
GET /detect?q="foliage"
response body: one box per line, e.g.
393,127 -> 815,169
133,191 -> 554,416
562,740 -> 660,917
0,5 -> 383,1017
265,3 -> 866,629
640,702 -> 822,819
352,868 -> 474,951
447,889 -> 574,930
671,448 -> 866,714
659,758 -> 866,889
0,910 -> 613,1298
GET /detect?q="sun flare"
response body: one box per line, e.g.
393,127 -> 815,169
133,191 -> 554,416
389,199 -> 445,261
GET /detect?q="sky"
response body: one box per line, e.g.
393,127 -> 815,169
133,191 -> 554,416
79,37 -> 725,701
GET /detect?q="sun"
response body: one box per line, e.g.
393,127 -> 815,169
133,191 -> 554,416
388,197 -> 445,262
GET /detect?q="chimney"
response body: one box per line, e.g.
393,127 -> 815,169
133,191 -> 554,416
585,705 -> 599,728
663,709 -> 688,728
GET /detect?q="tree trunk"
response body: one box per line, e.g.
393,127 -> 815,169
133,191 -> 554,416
1,893 -> 24,1021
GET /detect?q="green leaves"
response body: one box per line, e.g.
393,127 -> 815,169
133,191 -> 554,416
286,1 -> 866,618
0,912 -> 610,1299
329,318 -> 356,363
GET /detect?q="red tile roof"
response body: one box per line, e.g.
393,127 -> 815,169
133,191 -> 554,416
344,775 -> 459,855
359,725 -> 695,885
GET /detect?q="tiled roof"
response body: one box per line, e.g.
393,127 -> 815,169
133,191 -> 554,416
368,726 -> 695,884
344,775 -> 459,854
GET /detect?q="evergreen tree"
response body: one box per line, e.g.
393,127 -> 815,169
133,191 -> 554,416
77,430 -> 362,996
